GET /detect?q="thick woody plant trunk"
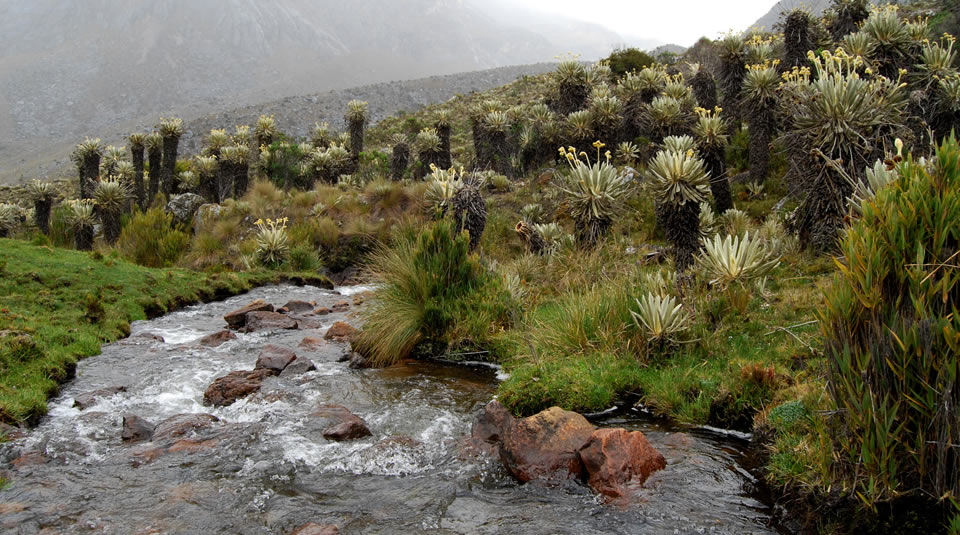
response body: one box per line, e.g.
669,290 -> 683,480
160,119 -> 183,197
703,146 -> 733,214
437,124 -> 452,169
75,225 -> 94,251
349,119 -> 364,161
489,129 -> 511,178
391,142 -> 409,181
100,209 -> 122,245
130,144 -> 146,210
34,199 -> 52,235
147,145 -> 162,202
663,201 -> 700,271
575,215 -> 611,250
691,71 -> 718,110
81,154 -> 100,200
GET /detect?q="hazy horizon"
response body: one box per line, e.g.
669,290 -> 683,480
502,0 -> 777,47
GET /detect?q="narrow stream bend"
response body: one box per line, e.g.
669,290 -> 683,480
1,284 -> 783,534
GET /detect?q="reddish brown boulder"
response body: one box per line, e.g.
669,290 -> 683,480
331,301 -> 350,312
153,413 -> 221,442
309,404 -> 372,441
121,414 -> 155,442
323,321 -> 357,342
202,369 -> 276,407
290,523 -> 339,535
313,307 -> 331,315
276,307 -> 290,314
471,400 -> 515,454
299,336 -> 326,350
243,311 -> 298,332
283,300 -> 316,313
224,299 -> 274,328
254,344 -> 297,373
499,406 -> 595,483
578,428 -> 666,498
196,330 -> 237,348
73,386 -> 126,410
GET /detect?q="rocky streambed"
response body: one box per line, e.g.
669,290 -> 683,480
0,284 -> 784,534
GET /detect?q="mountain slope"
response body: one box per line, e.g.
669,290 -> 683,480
0,0 -> 619,184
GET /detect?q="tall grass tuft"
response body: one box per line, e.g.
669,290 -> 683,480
820,135 -> 960,507
355,220 -> 514,366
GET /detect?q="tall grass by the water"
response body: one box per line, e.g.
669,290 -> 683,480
355,220 -> 515,366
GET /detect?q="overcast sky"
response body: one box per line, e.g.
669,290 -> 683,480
517,0 -> 778,46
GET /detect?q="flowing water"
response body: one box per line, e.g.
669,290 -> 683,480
0,284 -> 784,534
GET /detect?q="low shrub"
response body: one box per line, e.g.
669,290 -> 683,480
116,207 -> 189,267
820,135 -> 960,507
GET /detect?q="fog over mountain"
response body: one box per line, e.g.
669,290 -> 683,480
0,0 -> 625,184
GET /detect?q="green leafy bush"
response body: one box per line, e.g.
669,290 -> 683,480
355,220 -> 514,366
606,47 -> 656,77
116,207 -> 189,267
820,135 -> 960,507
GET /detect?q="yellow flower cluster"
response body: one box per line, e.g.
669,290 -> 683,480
694,106 -> 724,118
254,217 -> 288,231
559,142 -> 613,168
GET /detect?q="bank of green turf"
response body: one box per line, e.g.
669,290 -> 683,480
0,239 -> 330,424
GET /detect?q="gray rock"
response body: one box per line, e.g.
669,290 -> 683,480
166,193 -> 205,226
121,414 -> 155,442
192,203 -> 222,234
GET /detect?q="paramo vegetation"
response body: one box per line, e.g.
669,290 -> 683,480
1,0 -> 960,532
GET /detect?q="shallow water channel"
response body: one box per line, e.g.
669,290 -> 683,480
1,284 -> 785,534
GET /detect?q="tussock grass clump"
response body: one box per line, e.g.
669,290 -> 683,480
820,135 -> 960,508
354,220 -> 514,367
116,206 -> 189,267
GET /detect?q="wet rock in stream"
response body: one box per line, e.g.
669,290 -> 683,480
121,414 -> 155,442
472,401 -> 667,501
203,369 -> 277,407
243,311 -> 298,332
223,299 -> 274,328
254,344 -> 298,373
72,386 -> 126,410
323,321 -> 358,342
308,404 -> 372,441
290,523 -> 340,535
196,329 -> 237,347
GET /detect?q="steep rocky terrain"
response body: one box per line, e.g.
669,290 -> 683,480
0,0 -> 620,185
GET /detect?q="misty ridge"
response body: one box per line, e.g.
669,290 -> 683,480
0,0 -> 640,185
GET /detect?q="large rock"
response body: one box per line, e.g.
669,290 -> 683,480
578,428 -> 666,498
193,203 -> 221,234
202,369 -> 276,407
470,400 -> 515,455
279,356 -> 317,377
223,299 -> 274,329
121,414 -> 155,442
499,407 -> 595,483
243,311 -> 298,332
299,336 -> 326,350
73,386 -> 126,410
331,300 -> 350,312
166,193 -> 206,226
282,300 -> 315,313
309,404 -> 372,441
254,344 -> 297,373
290,523 -> 339,535
152,413 -> 221,442
323,321 -> 358,342
196,330 -> 237,347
